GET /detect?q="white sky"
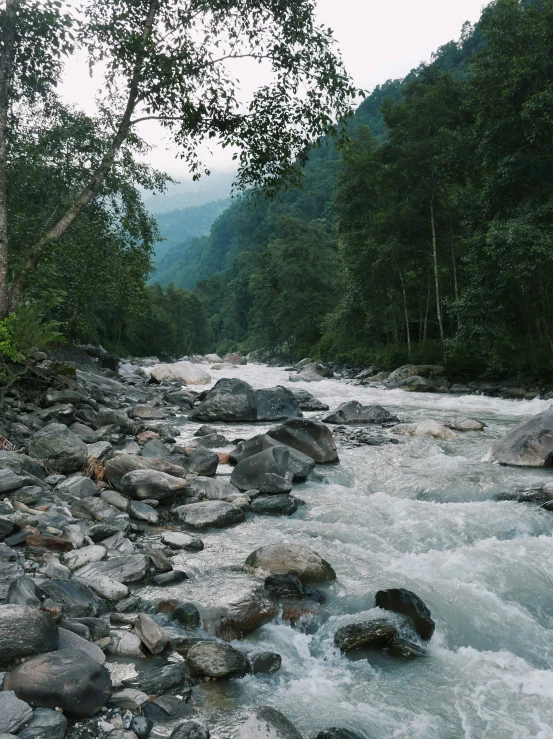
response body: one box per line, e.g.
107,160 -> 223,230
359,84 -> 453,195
61,0 -> 487,179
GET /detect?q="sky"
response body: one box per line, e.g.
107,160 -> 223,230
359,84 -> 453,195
61,0 -> 487,180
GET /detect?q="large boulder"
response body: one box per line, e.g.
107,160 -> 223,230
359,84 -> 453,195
186,641 -> 247,678
3,648 -> 112,719
174,501 -> 245,529
387,364 -> 445,384
104,454 -> 187,489
375,588 -> 435,641
254,387 -> 302,422
334,619 -> 397,652
0,605 -> 58,666
37,579 -> 105,617
146,361 -> 211,385
245,543 -> 336,583
190,378 -> 257,422
231,447 -> 293,494
268,418 -> 339,464
482,409 -> 553,467
237,707 -> 303,739
170,447 -> 219,477
323,401 -> 399,425
229,435 -> 314,483
119,469 -> 189,500
27,423 -> 87,473
289,388 -> 329,411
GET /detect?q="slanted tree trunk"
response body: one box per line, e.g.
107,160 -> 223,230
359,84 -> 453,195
430,200 -> 446,363
0,0 -> 19,319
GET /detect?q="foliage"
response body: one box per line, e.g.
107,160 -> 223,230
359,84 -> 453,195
0,302 -> 64,363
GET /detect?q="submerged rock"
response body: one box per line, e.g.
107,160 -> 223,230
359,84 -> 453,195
375,588 -> 435,641
482,408 -> 553,467
245,543 -> 336,583
186,641 -> 247,678
334,619 -> 397,652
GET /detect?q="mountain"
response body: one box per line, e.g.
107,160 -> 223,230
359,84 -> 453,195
144,171 -> 235,214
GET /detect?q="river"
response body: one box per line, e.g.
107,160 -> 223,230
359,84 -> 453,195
141,363 -> 553,739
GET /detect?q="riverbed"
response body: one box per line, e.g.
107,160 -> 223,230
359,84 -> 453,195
140,363 -> 553,738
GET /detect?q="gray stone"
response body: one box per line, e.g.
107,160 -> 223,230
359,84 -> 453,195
0,469 -> 28,493
104,454 -> 187,489
140,438 -> 171,459
123,661 -> 190,695
375,588 -> 435,641
120,469 -> 189,501
170,447 -> 219,477
186,476 -> 239,501
110,688 -> 150,710
231,447 -> 293,494
128,500 -> 159,524
95,409 -> 136,434
74,554 -> 150,583
0,451 -> 45,478
87,441 -> 113,461
162,531 -> 204,551
134,613 -> 169,655
483,408 -> 553,467
323,401 -> 399,425
6,577 -> 41,607
70,496 -> 120,521
174,501 -> 245,529
0,605 -> 58,666
245,543 -> 336,583
250,494 -> 298,516
172,602 -> 201,628
131,716 -> 154,739
186,641 -> 247,678
17,707 -> 68,739
27,423 -> 88,473
387,364 -> 445,383
206,585 -> 277,641
230,435 -> 314,483
100,489 -> 130,512
107,630 -> 145,659
38,578 -> 105,617
237,707 -> 303,739
268,419 -> 339,464
254,386 -> 302,421
289,388 -> 329,411
57,626 -> 106,663
131,404 -> 167,420
56,475 -> 97,498
69,422 -> 99,443
334,619 -> 397,652
247,651 -> 282,674
63,544 -> 106,572
170,720 -> 210,739
314,730 -> 364,739
190,378 -> 257,422
0,691 -> 32,734
193,432 -> 228,448
3,648 -> 112,719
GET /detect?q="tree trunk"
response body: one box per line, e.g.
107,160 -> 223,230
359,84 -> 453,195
423,269 -> 430,345
399,271 -> 411,362
430,200 -> 446,363
0,0 -> 19,318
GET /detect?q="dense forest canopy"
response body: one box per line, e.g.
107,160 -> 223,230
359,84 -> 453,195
176,0 -> 553,380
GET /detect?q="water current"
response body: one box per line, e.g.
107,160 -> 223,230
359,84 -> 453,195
127,363 -> 553,739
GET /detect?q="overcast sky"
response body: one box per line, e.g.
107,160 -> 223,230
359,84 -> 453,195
61,0 -> 487,179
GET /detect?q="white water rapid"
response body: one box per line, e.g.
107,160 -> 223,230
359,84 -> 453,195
135,364 -> 553,739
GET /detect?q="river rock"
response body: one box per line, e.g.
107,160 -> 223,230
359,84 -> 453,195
162,531 -> 204,551
134,613 -> 169,655
190,378 -> 257,422
289,388 -> 329,411
74,554 -> 150,583
38,578 -> 105,617
263,574 -> 323,603
130,404 -> 166,420
107,631 -> 145,659
0,605 -> 58,666
324,401 -> 399,425
223,352 -> 247,365
104,455 -> 187,489
268,419 -> 339,464
254,387 -> 302,421
230,435 -> 315,483
79,576 -> 129,602
147,361 -> 211,385
245,543 -> 336,583
237,707 -> 303,739
70,496 -> 120,521
123,662 -> 190,695
482,408 -> 553,466
250,494 -> 298,516
170,447 -> 219,476
69,422 -> 99,443
375,588 -> 435,641
141,438 -> 171,459
170,720 -> 210,739
0,692 -> 32,734
110,688 -> 150,711
387,364 -> 445,384
207,585 -> 277,641
94,409 -> 136,434
247,651 -> 282,674
334,619 -> 397,652
6,577 -> 41,607
389,420 -> 458,440
120,469 -> 189,500
57,627 -> 106,664
231,447 -> 293,494
174,500 -> 245,529
172,602 -> 201,628
193,432 -> 228,448
314,730 -> 364,739
186,641 -> 247,678
17,707 -> 68,739
0,451 -> 44,478
3,648 -> 112,718
128,500 -> 159,524
187,476 -> 239,500
394,376 -> 434,392
448,418 -> 486,432
56,475 -> 97,498
27,423 -> 88,473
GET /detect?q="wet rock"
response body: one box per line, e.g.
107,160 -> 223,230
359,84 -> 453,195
207,585 -> 277,641
104,455 -> 186,489
134,613 -> 169,655
70,496 -> 120,522
0,469 -> 33,493
57,627 -> 106,664
99,491 -> 130,514
387,364 -> 445,384
334,619 -> 397,652
187,476 -> 239,501
389,420 -> 457,440
193,433 -> 228,449
69,422 -> 99,443
152,570 -> 189,586
393,376 -> 434,392
170,720 -> 210,739
264,574 -> 323,603
289,388 -> 329,412
63,544 -> 106,571
95,409 -> 136,434
387,637 -> 426,659
0,451 -> 44,478
130,404 -> 167,420
3,648 -> 112,718
162,531 -> 204,551
186,641 -> 247,678
482,408 -> 553,467
140,438 -> 171,459
143,694 -> 192,722
77,575 -> 129,602
324,401 -> 399,425
447,418 -> 486,432
268,418 -> 339,464
313,730 -> 364,739
237,707 -> 303,739
56,475 -> 97,498
170,447 -> 219,477
147,361 -> 211,385
0,605 -> 58,666
120,469 -> 189,501
375,588 -> 435,641
0,517 -> 15,541
131,716 -> 154,739
190,378 -> 257,422
254,386 -> 302,421
0,691 -> 32,734
174,501 -> 245,529
231,447 -> 293,494
250,494 -> 298,516
245,543 -> 336,583
230,435 -> 315,483
17,707 -> 68,739
128,500 -> 159,524
27,423 -> 88,473
172,602 -> 201,628
87,440 -> 113,461
147,548 -> 172,573
6,577 -> 41,607
69,617 -> 110,640
107,631 -> 145,659
123,662 -> 190,694
74,554 -> 150,583
247,651 -> 282,674
110,688 -> 150,711
38,578 -> 105,617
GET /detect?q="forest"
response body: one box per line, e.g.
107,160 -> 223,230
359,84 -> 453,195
178,0 -> 553,380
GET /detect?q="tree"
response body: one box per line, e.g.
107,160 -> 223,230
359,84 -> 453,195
0,0 -> 357,316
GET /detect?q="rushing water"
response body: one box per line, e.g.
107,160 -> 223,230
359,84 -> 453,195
136,364 -> 553,739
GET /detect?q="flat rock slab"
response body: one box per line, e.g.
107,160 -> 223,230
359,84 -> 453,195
324,401 -> 399,425
245,543 -> 336,584
74,554 -> 150,583
174,501 -> 245,529
3,648 -> 112,719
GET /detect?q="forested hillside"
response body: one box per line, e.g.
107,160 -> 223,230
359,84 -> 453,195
184,0 -> 553,380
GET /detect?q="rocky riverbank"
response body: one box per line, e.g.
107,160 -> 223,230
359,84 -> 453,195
0,347 -> 551,739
